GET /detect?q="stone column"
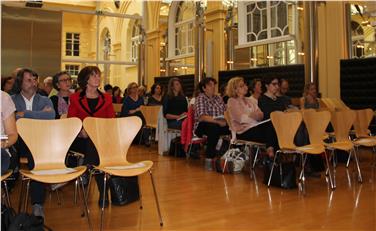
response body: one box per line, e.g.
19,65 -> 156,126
145,29 -> 160,88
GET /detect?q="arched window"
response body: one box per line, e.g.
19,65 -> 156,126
174,1 -> 195,56
131,20 -> 141,62
351,21 -> 365,58
237,1 -> 300,67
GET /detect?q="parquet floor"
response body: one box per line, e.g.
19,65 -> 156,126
7,145 -> 376,230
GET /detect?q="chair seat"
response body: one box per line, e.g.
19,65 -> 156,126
95,160 -> 153,177
20,166 -> 86,184
1,170 -> 13,181
353,137 -> 376,147
325,141 -> 354,151
236,139 -> 265,147
296,144 -> 325,155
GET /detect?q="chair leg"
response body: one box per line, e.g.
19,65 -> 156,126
100,173 -> 108,231
139,127 -> 145,145
24,179 -> 31,213
74,179 -> 79,205
346,149 -> 352,168
3,181 -> 12,208
149,169 -> 163,227
186,143 -> 192,159
298,154 -> 307,182
79,176 -> 93,231
324,151 -> 335,190
252,146 -> 260,170
352,148 -> 363,183
55,189 -> 62,206
86,170 -> 94,200
18,175 -> 26,213
267,152 -> 279,187
137,177 -> 143,210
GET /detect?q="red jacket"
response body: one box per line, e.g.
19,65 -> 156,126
68,90 -> 115,121
181,106 -> 194,152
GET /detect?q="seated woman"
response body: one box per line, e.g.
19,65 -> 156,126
68,66 -> 115,207
194,77 -> 229,170
258,77 -> 288,157
1,91 -> 18,175
120,82 -> 149,145
227,77 -> 264,143
50,71 -> 72,119
163,78 -> 188,130
112,86 -> 123,104
300,82 -> 320,109
147,83 -> 163,106
249,78 -> 262,105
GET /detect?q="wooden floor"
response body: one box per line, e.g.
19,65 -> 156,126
8,145 -> 375,231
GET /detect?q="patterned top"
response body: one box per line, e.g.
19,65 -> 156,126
1,91 -> 16,135
194,93 -> 226,130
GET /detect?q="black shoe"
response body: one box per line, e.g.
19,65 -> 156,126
305,170 -> 321,178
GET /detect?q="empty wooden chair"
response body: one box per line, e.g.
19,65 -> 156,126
83,116 -> 163,231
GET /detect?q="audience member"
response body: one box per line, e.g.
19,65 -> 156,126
104,84 -> 113,95
163,78 -> 188,129
50,71 -> 73,119
227,77 -> 265,144
11,68 -> 55,218
112,86 -> 123,103
300,82 -> 320,109
68,66 -> 115,207
277,78 -> 293,108
249,78 -> 262,105
194,77 -> 229,170
1,76 -> 15,94
1,91 -> 18,175
219,83 -> 229,104
147,83 -> 163,106
258,77 -> 287,157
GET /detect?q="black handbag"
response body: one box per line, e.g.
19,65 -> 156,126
263,161 -> 297,189
168,137 -> 186,157
109,176 -> 140,206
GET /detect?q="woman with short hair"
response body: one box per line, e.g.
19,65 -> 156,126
50,71 -> 72,119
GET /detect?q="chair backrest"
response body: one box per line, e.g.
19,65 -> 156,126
353,108 -> 374,138
270,111 -> 302,150
16,118 -> 82,170
83,117 -> 142,166
321,98 -> 349,112
60,113 -> 67,119
330,110 -> 356,142
302,110 -> 331,144
140,105 -> 161,128
113,103 -> 122,114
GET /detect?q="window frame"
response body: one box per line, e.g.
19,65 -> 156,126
65,32 -> 80,57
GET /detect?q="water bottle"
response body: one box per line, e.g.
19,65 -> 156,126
144,96 -> 148,105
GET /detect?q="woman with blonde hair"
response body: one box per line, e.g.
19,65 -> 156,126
227,77 -> 266,145
300,82 -> 320,109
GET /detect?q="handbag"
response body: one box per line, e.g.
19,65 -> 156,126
263,161 -> 297,189
109,176 -> 140,206
168,137 -> 186,157
219,148 -> 249,173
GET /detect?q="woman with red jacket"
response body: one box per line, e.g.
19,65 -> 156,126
68,66 -> 115,207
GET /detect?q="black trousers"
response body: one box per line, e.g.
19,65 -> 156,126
237,122 -> 278,151
195,122 -> 230,159
17,138 -> 45,205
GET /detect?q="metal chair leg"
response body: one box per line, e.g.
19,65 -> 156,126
137,177 -> 143,210
3,181 -> 11,208
24,179 -> 31,213
55,189 -> 62,206
74,179 -> 79,205
79,176 -> 93,231
100,173 -> 108,231
267,152 -> 279,187
346,149 -> 352,168
252,146 -> 260,170
324,152 -> 335,189
18,175 -> 25,213
86,170 -> 94,200
352,148 -> 363,183
149,169 -> 163,227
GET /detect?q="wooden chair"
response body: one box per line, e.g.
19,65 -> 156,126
324,110 -> 362,187
268,111 -> 302,187
295,110 -> 334,190
320,98 -> 349,112
352,109 -> 376,165
113,103 -> 123,117
140,105 -> 162,144
83,116 -> 163,231
224,110 -> 265,176
1,170 -> 13,207
16,118 -> 92,230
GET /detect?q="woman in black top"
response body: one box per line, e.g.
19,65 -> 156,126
258,77 -> 287,157
147,83 -> 163,106
163,78 -> 188,129
49,71 -> 72,119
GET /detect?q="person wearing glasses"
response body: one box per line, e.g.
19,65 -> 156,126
258,77 -> 287,157
50,71 -> 73,119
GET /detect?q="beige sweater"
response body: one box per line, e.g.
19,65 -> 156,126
227,97 -> 262,134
